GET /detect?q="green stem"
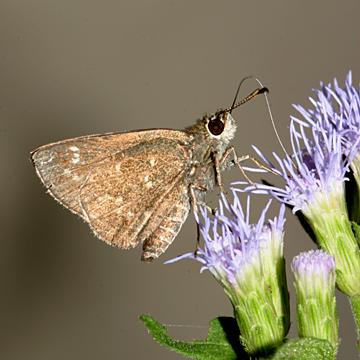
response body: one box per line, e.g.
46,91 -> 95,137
350,295 -> 360,352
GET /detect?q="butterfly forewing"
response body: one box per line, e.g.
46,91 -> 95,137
31,130 -> 193,252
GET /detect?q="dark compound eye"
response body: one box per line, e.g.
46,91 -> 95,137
208,117 -> 225,136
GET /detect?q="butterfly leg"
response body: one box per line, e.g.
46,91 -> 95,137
219,147 -> 254,184
211,150 -> 235,209
241,154 -> 278,175
200,147 -> 226,193
189,183 -> 214,212
211,151 -> 227,194
189,183 -> 214,257
219,147 -> 276,185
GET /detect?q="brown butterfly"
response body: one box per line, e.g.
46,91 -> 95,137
31,86 -> 267,261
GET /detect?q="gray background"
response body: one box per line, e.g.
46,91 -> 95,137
1,1 -> 359,359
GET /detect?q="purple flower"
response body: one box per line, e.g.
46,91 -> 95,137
292,250 -> 338,349
235,73 -> 360,297
292,249 -> 336,288
293,71 -> 360,157
237,117 -> 354,215
166,195 -> 285,291
236,72 -> 360,216
166,194 -> 290,355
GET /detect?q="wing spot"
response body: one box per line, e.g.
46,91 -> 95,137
143,175 -> 153,189
149,158 -> 156,167
69,146 -> 80,152
72,153 -> 80,164
115,196 -> 123,204
41,155 -> 54,165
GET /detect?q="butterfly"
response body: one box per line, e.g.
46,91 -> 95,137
31,86 -> 267,261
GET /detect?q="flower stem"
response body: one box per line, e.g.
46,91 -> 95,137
350,294 -> 360,352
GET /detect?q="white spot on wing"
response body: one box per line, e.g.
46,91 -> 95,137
69,146 -> 80,152
143,174 -> 153,189
42,155 -> 54,165
72,152 -> 80,164
115,196 -> 123,204
149,158 -> 156,167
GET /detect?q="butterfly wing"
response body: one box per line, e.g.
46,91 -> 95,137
31,129 -> 193,252
140,180 -> 190,261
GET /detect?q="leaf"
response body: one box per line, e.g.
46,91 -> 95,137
271,337 -> 335,360
140,314 -> 249,360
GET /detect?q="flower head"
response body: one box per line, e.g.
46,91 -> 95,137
235,73 -> 360,297
238,72 -> 360,217
167,195 -> 285,291
294,71 -> 360,156
239,117 -> 353,216
292,249 -> 336,296
166,194 -> 289,355
292,250 -> 338,349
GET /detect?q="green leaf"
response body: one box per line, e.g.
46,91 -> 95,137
271,337 -> 335,360
140,314 -> 249,360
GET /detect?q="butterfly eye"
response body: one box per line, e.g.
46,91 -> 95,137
207,117 -> 225,136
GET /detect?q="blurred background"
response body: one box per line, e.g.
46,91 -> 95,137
1,1 -> 359,359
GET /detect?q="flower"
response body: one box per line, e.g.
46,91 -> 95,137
235,74 -> 360,297
293,71 -> 360,157
292,250 -> 338,350
239,117 -> 353,215
166,194 -> 289,355
293,71 -> 360,223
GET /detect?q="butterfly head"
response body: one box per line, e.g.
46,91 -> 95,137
205,110 -> 237,145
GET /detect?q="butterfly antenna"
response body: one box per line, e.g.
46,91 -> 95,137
229,76 -> 253,112
253,77 -> 291,159
226,76 -> 291,160
228,76 -> 293,167
224,77 -> 268,114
